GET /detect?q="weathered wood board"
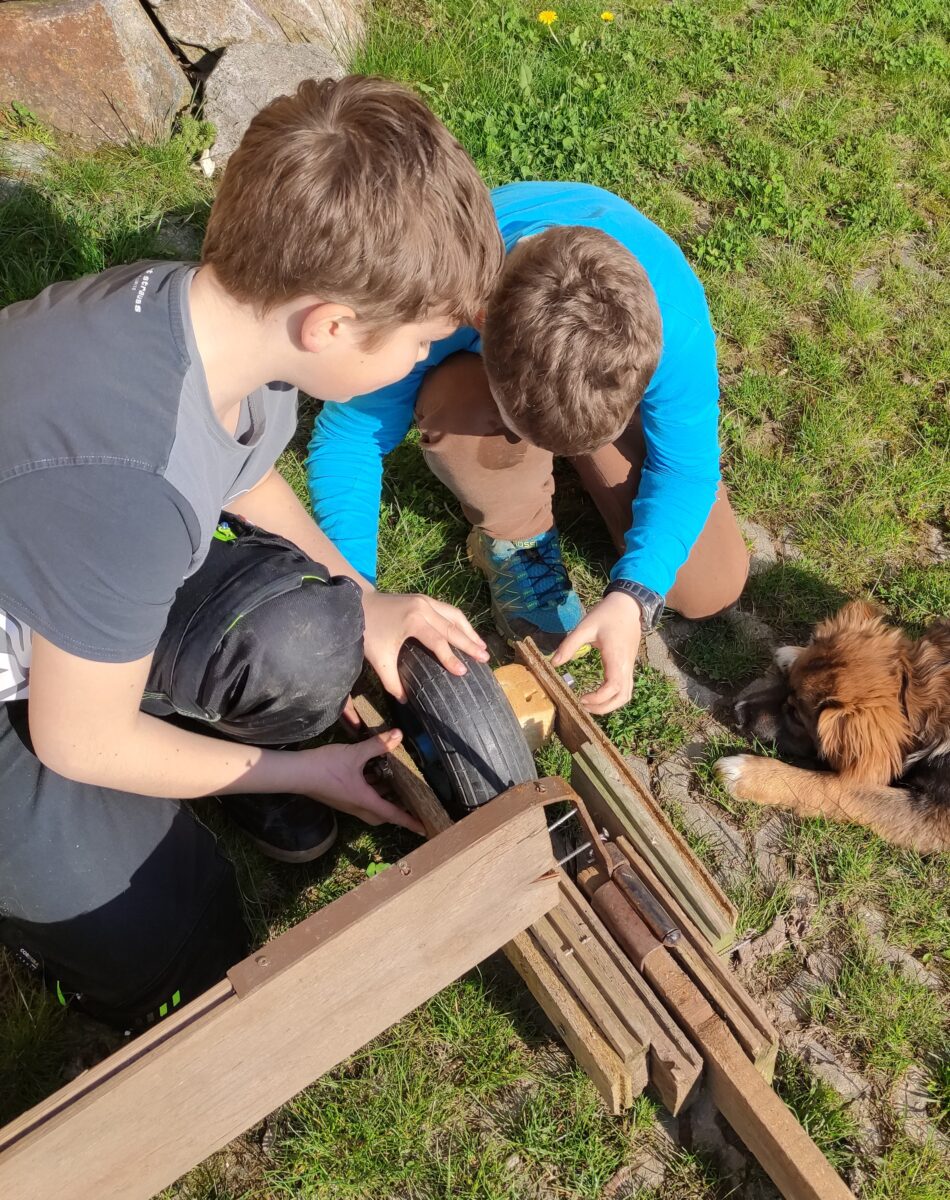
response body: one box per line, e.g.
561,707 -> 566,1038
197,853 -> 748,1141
513,638 -> 736,949
615,834 -> 778,1079
0,785 -> 558,1200
555,874 -> 702,1114
572,743 -> 736,951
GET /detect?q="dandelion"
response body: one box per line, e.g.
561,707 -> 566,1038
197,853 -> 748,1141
601,10 -> 615,20
537,10 -> 558,25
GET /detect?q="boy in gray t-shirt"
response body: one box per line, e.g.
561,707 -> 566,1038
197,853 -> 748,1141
0,76 -> 504,1028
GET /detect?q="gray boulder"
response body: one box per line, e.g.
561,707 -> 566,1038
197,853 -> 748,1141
146,0 -> 365,63
203,41 -> 344,162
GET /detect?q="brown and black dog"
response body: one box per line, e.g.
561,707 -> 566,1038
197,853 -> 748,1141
715,601 -> 950,854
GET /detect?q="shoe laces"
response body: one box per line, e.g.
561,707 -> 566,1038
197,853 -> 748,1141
496,535 -> 573,612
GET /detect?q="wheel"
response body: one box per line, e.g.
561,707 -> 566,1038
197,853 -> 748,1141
395,639 -> 538,819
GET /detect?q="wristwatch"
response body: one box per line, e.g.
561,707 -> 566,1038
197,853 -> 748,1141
604,579 -> 665,632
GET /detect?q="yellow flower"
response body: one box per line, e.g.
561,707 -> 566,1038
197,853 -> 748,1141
537,10 -> 558,25
601,10 -> 615,20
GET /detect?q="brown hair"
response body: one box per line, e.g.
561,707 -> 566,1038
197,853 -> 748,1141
481,226 -> 662,455
202,75 -> 504,334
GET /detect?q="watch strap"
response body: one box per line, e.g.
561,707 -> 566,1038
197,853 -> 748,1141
604,579 -> 665,631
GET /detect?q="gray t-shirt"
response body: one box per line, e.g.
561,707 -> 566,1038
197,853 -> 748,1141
0,260 -> 298,701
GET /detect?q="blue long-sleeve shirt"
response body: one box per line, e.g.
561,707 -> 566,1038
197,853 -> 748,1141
306,181 -> 721,597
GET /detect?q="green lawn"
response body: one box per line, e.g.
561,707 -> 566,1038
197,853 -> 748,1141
1,1 -> 948,1197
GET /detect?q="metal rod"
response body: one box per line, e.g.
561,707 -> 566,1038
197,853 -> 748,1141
546,807 -> 579,833
557,840 -> 591,866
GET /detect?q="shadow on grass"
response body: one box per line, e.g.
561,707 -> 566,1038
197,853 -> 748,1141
744,561 -> 852,642
0,173 -> 210,310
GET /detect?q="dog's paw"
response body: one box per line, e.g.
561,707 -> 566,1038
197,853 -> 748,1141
714,754 -> 758,799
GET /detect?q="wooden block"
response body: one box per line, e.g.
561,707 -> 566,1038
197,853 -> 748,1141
506,930 -> 633,1115
615,834 -> 778,1081
494,663 -> 556,752
513,637 -> 736,948
558,875 -> 702,1114
0,785 -> 558,1200
572,745 -> 735,951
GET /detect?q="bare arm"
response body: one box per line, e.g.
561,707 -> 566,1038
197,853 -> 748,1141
27,635 -> 424,833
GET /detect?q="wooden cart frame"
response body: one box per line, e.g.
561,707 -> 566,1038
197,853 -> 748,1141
0,783 -> 559,1200
0,640 -> 855,1200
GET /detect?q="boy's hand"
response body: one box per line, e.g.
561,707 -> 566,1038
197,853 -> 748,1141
292,730 -> 425,835
551,591 -> 643,715
361,591 -> 489,702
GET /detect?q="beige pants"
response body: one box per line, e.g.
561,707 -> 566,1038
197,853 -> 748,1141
415,353 -> 748,619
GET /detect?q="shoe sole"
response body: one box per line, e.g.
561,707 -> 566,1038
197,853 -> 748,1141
246,822 -> 339,864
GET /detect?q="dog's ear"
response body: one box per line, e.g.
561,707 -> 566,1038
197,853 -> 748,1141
815,600 -> 884,640
817,700 -> 907,784
774,645 -> 805,674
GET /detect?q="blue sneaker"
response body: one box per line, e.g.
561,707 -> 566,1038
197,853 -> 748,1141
467,527 -> 584,654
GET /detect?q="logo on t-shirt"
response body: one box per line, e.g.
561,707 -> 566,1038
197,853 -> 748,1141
132,267 -> 155,314
0,609 -> 31,701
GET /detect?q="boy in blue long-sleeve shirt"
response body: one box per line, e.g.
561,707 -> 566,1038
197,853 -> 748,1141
307,182 -> 748,715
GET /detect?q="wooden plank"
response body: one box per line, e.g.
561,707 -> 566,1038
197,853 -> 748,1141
572,746 -> 735,951
702,1017 -> 856,1200
506,929 -> 633,1115
615,834 -> 778,1080
560,874 -> 702,1114
625,942 -> 854,1200
549,883 -> 655,1054
513,637 -> 736,947
0,785 -> 558,1200
352,692 -> 452,836
543,905 -> 649,1111
532,913 -> 644,1071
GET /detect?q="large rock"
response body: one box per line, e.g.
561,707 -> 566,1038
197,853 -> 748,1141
147,0 -> 364,64
146,0 -> 283,63
0,0 -> 190,145
203,41 -> 344,161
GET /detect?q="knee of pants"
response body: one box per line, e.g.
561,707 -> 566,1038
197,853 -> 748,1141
415,351 -> 502,440
200,574 -> 365,745
0,810 -> 250,1031
670,555 -> 750,621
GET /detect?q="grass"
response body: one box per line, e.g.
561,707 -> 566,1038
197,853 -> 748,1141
2,0 -> 949,1196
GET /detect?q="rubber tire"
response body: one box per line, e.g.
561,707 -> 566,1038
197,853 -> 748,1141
396,639 -> 537,819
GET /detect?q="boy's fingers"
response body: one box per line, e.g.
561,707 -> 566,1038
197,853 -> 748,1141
552,623 -> 593,667
374,656 -> 408,703
581,683 -> 622,715
429,600 -> 486,648
358,728 -> 402,764
420,631 -> 467,676
444,623 -> 489,661
340,696 -> 362,729
357,784 -> 425,835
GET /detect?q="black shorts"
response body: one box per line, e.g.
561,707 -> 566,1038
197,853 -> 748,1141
0,516 -> 364,1029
